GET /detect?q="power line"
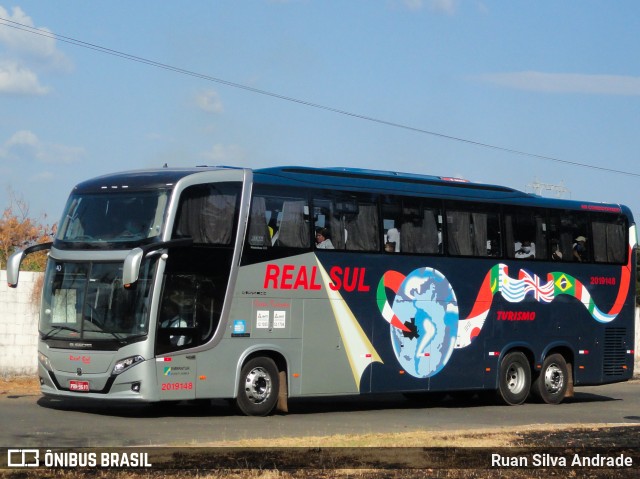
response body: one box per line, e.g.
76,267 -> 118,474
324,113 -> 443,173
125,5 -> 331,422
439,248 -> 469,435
1,16 -> 639,178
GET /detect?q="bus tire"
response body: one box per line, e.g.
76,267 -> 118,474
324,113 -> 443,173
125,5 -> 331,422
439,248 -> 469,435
531,353 -> 568,405
497,352 -> 530,405
235,357 -> 280,416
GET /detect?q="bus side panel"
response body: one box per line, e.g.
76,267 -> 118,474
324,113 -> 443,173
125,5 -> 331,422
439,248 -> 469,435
300,299 -> 362,395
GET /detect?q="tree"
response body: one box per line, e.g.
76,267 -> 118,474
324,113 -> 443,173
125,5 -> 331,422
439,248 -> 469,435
0,192 -> 56,272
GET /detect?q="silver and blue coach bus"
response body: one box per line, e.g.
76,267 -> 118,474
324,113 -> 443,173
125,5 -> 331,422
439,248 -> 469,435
8,166 -> 636,415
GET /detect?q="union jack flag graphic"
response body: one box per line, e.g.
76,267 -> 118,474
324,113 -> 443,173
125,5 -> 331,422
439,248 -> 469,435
519,269 -> 554,303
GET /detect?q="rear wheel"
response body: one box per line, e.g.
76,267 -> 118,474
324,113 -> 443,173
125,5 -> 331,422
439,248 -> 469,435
235,357 -> 280,416
531,353 -> 568,404
497,352 -> 531,405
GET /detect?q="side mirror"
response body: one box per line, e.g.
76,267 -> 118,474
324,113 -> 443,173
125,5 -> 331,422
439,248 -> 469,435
122,238 -> 193,287
6,250 -> 25,288
6,242 -> 53,288
122,248 -> 144,286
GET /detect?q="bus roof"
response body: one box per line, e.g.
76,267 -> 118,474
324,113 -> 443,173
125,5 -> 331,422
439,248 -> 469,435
254,166 -> 632,217
70,167 -> 237,193
71,165 -> 632,218
255,166 -> 520,194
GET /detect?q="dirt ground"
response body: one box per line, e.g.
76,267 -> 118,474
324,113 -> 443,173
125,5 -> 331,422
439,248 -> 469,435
0,375 -> 40,397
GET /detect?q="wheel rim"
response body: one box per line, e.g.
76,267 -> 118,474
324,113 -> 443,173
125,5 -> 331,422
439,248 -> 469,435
244,367 -> 272,404
505,362 -> 526,394
543,363 -> 564,394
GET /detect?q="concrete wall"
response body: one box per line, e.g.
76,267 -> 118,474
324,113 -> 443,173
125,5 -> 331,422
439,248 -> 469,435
0,270 -> 41,376
1,269 -> 639,377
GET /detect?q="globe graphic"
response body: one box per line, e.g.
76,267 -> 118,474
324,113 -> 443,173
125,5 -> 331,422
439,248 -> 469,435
389,267 -> 459,378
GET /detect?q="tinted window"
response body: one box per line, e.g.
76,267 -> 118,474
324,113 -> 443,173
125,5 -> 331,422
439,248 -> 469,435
547,210 -> 589,262
381,196 -> 443,254
173,183 -> 240,245
591,213 -> 627,264
504,208 -> 548,260
247,189 -> 310,249
313,193 -> 379,251
445,202 -> 501,257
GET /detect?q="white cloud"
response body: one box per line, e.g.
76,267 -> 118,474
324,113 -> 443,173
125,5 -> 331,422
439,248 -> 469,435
0,6 -> 69,67
0,60 -> 49,95
0,6 -> 71,96
2,130 -> 85,164
475,71 -> 640,95
201,144 -> 247,165
6,129 -> 39,147
195,89 -> 224,113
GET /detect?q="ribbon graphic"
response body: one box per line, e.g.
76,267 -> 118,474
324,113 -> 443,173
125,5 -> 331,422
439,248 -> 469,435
378,245 -> 633,350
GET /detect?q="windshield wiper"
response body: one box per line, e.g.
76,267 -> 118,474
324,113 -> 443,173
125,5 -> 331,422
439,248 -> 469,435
41,325 -> 81,340
98,330 -> 128,345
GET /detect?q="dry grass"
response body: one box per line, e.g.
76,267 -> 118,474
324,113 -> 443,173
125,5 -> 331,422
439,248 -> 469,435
0,375 -> 40,396
196,423 -> 637,448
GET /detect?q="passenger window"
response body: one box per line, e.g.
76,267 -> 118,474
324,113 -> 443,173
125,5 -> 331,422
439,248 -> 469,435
446,203 -> 501,257
504,209 -> 547,260
247,189 -> 310,249
548,211 -> 589,262
591,214 -> 627,264
381,197 -> 443,254
312,193 -> 379,251
173,183 -> 240,245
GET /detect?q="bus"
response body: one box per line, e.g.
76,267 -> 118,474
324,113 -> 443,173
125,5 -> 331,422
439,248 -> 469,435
8,166 -> 636,416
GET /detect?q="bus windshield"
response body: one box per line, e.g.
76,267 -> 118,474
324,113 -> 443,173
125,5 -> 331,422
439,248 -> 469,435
40,258 -> 158,342
57,190 -> 169,244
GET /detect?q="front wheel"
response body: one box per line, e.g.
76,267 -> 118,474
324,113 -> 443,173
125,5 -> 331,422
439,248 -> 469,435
497,352 -> 531,405
531,353 -> 568,404
235,357 -> 280,416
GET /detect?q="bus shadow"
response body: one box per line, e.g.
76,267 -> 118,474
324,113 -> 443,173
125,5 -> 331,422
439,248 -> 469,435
36,389 -> 620,418
36,396 -> 236,418
286,390 -> 621,415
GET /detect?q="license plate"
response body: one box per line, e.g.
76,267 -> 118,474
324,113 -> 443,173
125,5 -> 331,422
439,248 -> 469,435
69,380 -> 90,392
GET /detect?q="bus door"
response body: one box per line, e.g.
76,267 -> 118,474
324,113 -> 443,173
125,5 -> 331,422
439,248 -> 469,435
154,273 -> 220,400
156,354 -> 197,400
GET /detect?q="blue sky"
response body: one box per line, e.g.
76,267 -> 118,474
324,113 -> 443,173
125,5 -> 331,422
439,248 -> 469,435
1,1 -> 639,226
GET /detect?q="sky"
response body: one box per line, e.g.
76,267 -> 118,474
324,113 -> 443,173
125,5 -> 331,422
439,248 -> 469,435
1,1 -> 639,227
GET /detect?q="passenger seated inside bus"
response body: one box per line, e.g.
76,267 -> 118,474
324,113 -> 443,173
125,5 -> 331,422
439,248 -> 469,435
315,227 -> 334,249
267,217 -> 278,240
551,239 -> 563,260
515,240 -> 535,259
385,227 -> 400,252
573,236 -> 587,262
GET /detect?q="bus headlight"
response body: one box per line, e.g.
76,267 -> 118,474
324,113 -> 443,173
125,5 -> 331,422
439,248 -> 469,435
112,355 -> 145,375
38,352 -> 52,371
